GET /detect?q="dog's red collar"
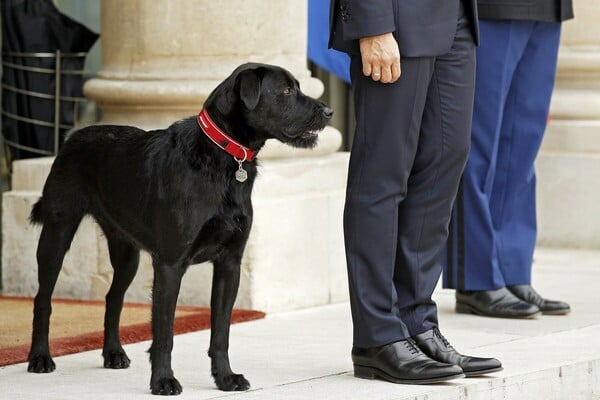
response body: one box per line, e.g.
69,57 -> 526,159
197,109 -> 256,162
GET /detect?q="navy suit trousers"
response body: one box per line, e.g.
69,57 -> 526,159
344,6 -> 475,348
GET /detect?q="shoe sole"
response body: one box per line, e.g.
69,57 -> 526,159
463,366 -> 504,377
455,302 -> 541,319
353,364 -> 465,384
542,309 -> 571,316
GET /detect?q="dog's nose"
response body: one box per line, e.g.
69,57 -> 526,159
322,107 -> 334,119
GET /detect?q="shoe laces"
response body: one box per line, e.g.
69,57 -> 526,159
404,338 -> 422,355
433,328 -> 455,349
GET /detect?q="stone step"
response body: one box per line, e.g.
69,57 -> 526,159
11,157 -> 54,192
1,248 -> 598,399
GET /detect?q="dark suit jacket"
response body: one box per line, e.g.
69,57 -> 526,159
329,0 -> 479,57
477,0 -> 574,22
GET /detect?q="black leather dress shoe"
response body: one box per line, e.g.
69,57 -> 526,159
412,328 -> 503,377
456,287 -> 540,318
507,284 -> 570,315
352,339 -> 464,384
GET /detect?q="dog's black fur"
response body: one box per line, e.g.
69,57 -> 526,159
26,63 -> 332,395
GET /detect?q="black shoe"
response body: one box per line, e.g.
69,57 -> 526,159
507,284 -> 570,315
456,288 -> 540,319
352,339 -> 465,384
412,328 -> 503,377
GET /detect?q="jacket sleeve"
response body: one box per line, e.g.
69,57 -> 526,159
341,0 -> 395,40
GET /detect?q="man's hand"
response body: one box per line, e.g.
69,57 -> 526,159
359,33 -> 401,83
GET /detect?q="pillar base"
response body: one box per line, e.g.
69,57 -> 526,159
537,120 -> 600,249
2,152 -> 350,312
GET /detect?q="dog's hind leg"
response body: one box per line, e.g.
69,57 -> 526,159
209,253 -> 251,391
149,262 -> 186,395
28,217 -> 82,373
101,227 -> 140,369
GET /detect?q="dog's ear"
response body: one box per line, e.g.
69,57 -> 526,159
238,68 -> 262,110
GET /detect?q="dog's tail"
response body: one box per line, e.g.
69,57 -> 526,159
29,198 -> 45,226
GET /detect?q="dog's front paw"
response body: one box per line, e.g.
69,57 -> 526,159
215,373 -> 250,391
103,349 -> 131,369
150,377 -> 183,396
27,354 -> 56,373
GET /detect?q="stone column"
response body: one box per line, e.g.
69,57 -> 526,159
2,0 -> 350,312
537,1 -> 600,248
84,0 -> 342,156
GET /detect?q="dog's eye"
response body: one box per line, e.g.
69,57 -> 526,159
283,87 -> 292,96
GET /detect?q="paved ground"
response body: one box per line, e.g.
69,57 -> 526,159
1,247 -> 599,399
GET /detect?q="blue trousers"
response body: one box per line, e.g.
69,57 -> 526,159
443,19 -> 561,291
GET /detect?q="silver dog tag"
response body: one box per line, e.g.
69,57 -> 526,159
235,163 -> 248,183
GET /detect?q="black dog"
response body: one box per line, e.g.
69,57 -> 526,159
26,62 -> 332,395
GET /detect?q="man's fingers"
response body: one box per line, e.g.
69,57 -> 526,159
371,67 -> 382,81
362,58 -> 373,77
367,62 -> 400,83
391,61 -> 401,82
380,66 -> 392,83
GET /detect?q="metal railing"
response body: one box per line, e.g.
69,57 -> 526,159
1,50 -> 89,157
